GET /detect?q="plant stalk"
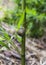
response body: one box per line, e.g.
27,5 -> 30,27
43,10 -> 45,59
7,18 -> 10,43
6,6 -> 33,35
21,0 -> 26,65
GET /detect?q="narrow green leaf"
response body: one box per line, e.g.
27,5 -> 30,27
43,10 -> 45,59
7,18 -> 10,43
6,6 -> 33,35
17,11 -> 25,30
26,7 -> 37,16
0,37 -> 5,41
0,41 -> 10,49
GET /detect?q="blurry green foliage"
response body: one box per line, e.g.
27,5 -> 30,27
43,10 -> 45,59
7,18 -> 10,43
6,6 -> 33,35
0,0 -> 46,38
0,0 -> 46,55
26,0 -> 46,38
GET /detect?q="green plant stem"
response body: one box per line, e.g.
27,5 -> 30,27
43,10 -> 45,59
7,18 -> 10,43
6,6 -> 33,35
21,0 -> 26,65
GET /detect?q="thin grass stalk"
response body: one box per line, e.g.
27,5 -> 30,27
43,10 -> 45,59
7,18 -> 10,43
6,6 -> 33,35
21,0 -> 26,65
